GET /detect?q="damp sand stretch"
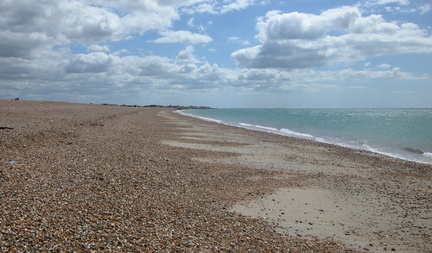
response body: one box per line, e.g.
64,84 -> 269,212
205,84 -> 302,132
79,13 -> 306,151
1,100 -> 431,252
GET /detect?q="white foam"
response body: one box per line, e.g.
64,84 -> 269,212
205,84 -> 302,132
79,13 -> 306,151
362,144 -> 409,161
175,110 -> 223,123
280,128 -> 314,138
239,123 -> 253,127
315,137 -> 329,143
239,123 -> 278,132
424,152 -> 432,158
175,110 -> 188,116
254,125 -> 278,131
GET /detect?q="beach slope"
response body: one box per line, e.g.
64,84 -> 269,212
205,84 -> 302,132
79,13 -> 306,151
1,100 -> 431,252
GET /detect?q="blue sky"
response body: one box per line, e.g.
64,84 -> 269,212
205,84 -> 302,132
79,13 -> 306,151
0,0 -> 431,108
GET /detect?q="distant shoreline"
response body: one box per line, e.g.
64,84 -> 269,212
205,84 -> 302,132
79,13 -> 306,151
4,98 -> 212,110
101,103 -> 212,110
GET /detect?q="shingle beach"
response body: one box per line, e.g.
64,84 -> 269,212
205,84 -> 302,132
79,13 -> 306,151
1,100 -> 431,252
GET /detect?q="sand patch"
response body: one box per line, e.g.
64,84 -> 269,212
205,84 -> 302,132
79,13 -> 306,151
159,109 -> 432,252
231,187 -> 414,252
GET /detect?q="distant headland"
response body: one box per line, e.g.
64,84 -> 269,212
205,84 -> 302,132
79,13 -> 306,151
100,103 -> 212,110
7,98 -> 212,109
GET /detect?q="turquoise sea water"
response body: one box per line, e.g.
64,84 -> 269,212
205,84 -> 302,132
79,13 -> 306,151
178,108 -> 432,164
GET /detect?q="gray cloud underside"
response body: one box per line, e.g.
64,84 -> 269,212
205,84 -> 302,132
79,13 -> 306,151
1,49 -> 426,95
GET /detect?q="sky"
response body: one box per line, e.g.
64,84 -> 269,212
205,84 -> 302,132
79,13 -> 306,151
0,0 -> 431,108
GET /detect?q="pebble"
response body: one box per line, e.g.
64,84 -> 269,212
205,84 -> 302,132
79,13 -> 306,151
0,102 -> 349,252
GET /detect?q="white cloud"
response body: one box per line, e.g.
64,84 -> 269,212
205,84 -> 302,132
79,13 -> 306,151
337,67 -> 426,80
181,0 -> 257,14
182,3 -> 217,14
87,44 -> 110,52
228,36 -> 250,45
186,17 -> 208,33
377,63 -> 391,69
64,52 -> 113,73
232,6 -> 432,69
176,46 -> 200,65
152,30 -> 213,44
374,0 -> 410,6
64,3 -> 124,41
255,7 -> 361,42
364,0 -> 409,9
220,0 -> 255,14
0,0 -> 185,59
187,17 -> 195,27
419,4 -> 432,14
1,43 -> 428,103
363,0 -> 431,14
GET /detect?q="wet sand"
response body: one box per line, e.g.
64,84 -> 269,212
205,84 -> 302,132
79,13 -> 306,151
1,100 -> 431,252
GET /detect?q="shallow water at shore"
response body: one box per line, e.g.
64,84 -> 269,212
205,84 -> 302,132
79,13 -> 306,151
179,108 -> 432,164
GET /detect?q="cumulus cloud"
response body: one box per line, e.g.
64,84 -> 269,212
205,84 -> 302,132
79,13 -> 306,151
220,0 -> 255,14
232,6 -> 432,69
0,0 -> 255,60
1,45 -> 428,103
337,67 -> 424,80
228,36 -> 250,45
255,8 -> 361,41
152,30 -> 213,44
377,63 -> 391,69
0,0 -> 68,58
419,4 -> 432,14
176,46 -> 200,65
87,44 -> 110,52
187,18 -> 195,27
186,17 -> 209,33
182,0 -> 257,14
0,0 -> 185,59
0,31 -> 53,59
373,0 -> 410,5
364,0 -> 431,14
64,52 -> 113,73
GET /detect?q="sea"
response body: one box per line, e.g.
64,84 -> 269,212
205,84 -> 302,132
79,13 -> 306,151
177,108 -> 432,165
